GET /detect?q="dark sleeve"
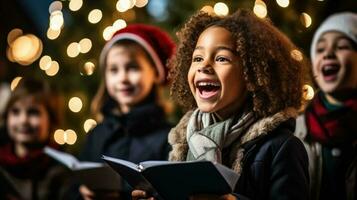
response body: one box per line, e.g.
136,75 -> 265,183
270,136 -> 309,200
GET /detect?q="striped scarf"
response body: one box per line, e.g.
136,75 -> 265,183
186,108 -> 256,163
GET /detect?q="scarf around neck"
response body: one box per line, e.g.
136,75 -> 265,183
186,108 -> 256,163
305,92 -> 357,146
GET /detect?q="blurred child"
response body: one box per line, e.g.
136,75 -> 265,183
132,9 -> 309,200
0,78 -> 70,200
295,12 -> 357,200
78,24 -> 175,199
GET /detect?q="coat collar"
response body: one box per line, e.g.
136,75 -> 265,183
168,107 -> 298,174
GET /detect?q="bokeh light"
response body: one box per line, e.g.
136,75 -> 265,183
54,129 -> 65,145
300,12 -> 312,28
253,0 -> 268,18
214,2 -> 229,16
68,97 -> 83,113
69,0 -> 83,11
276,0 -> 289,8
303,84 -> 315,100
11,34 -> 43,66
45,61 -> 60,76
135,0 -> 148,7
7,28 -> 23,45
84,119 -> 97,133
64,129 -> 77,145
290,49 -> 303,61
10,77 -> 22,91
88,9 -> 103,24
79,38 -> 92,53
67,42 -> 80,57
39,55 -> 52,70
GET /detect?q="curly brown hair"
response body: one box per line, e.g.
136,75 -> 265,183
169,9 -> 306,117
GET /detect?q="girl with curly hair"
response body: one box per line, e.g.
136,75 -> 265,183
133,9 -> 309,200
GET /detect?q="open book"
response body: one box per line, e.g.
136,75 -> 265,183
102,155 -> 239,200
44,147 -> 121,190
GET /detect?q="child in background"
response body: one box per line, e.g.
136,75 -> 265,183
78,24 -> 175,199
132,9 -> 309,200
0,78 -> 70,200
295,12 -> 357,200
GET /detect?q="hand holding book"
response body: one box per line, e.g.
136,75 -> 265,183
102,155 -> 240,200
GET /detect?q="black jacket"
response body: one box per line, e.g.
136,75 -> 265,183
235,119 -> 309,200
169,108 -> 309,200
80,102 -> 171,163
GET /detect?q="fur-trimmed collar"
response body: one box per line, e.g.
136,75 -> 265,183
168,107 -> 298,175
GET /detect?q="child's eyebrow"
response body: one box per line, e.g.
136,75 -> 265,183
194,46 -> 235,53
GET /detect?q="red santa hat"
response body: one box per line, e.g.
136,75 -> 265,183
99,24 -> 176,84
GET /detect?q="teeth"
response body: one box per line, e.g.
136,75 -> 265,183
197,82 -> 220,87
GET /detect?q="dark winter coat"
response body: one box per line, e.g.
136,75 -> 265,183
80,102 -> 171,163
169,108 -> 309,200
0,143 -> 71,200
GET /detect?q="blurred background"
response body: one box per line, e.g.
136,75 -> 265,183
0,0 -> 356,153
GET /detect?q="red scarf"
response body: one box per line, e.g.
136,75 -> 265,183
305,93 -> 357,146
0,142 -> 58,179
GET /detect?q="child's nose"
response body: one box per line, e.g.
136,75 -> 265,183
118,70 -> 129,81
323,46 -> 336,59
197,65 -> 214,74
18,112 -> 29,124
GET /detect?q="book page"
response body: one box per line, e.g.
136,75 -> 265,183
44,146 -> 103,170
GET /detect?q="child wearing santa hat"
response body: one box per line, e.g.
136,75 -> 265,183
295,12 -> 357,200
78,24 -> 175,200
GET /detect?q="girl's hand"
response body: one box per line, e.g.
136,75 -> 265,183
79,184 -> 120,200
189,194 -> 237,200
79,185 -> 95,200
131,190 -> 155,200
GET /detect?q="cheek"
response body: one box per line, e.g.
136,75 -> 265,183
6,115 -> 17,133
35,116 -> 50,139
187,68 -> 195,89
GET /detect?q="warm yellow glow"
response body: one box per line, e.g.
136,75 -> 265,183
79,38 -> 92,53
54,129 -> 65,145
47,28 -> 61,40
64,129 -> 77,145
49,1 -> 63,13
113,19 -> 127,31
11,34 -> 43,66
6,47 -> 15,62
39,55 -> 52,70
201,5 -> 214,14
254,0 -> 268,18
68,97 -> 83,113
50,11 -> 64,30
116,0 -> 135,12
84,119 -> 97,133
83,61 -> 95,75
103,26 -> 115,41
67,42 -> 80,58
45,61 -> 59,76
10,77 -> 22,91
214,2 -> 229,16
300,12 -> 312,28
7,28 -> 23,45
88,9 -> 102,24
122,9 -> 136,21
303,84 -> 314,100
69,0 -> 83,11
290,49 -> 303,61
135,0 -> 148,7
276,0 -> 289,8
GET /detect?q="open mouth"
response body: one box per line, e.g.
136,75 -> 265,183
196,81 -> 221,99
322,65 -> 340,81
